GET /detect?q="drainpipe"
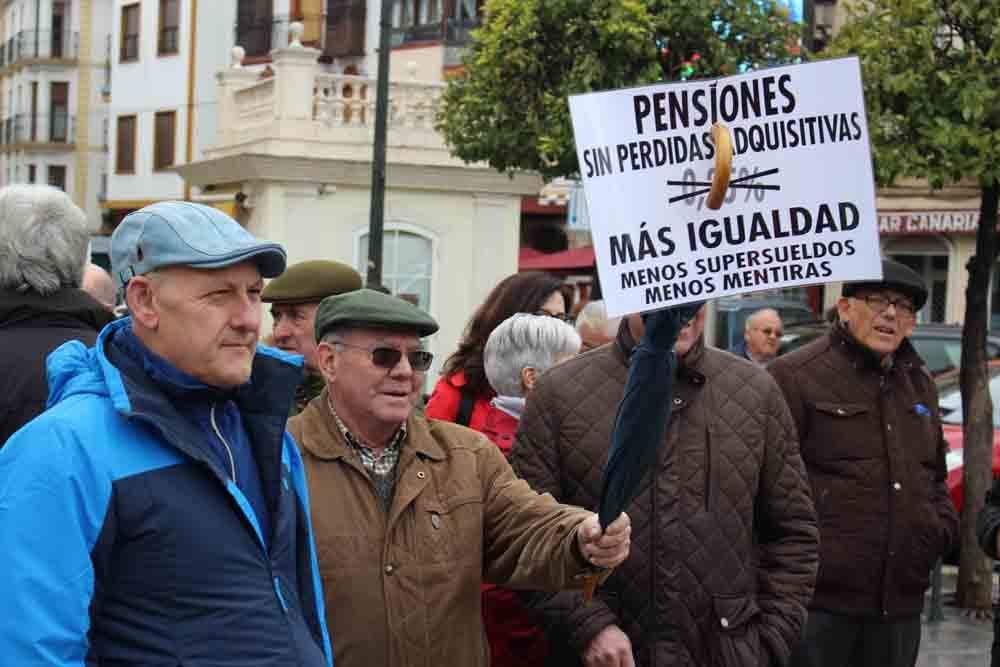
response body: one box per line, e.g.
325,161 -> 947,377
184,0 -> 198,201
33,0 -> 39,57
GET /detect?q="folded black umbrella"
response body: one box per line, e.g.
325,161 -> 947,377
597,302 -> 704,529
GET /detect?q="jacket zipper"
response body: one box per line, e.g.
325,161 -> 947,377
209,403 -> 238,484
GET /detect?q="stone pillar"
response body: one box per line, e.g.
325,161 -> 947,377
271,23 -> 322,122
215,47 -> 258,145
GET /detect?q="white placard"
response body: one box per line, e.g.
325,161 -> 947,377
568,57 -> 882,318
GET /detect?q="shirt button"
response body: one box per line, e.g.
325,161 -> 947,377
887,424 -> 893,432
385,564 -> 394,575
893,482 -> 902,491
720,618 -> 729,628
416,471 -> 426,479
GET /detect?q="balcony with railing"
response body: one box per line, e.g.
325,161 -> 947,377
0,29 -> 80,68
0,113 -> 76,149
206,29 -> 457,168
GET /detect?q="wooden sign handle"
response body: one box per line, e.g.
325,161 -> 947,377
706,122 -> 733,210
581,573 -> 600,604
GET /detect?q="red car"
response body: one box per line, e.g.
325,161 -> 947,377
938,361 -> 1000,513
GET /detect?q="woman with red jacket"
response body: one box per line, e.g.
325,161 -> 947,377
479,313 -> 582,667
425,271 -> 569,429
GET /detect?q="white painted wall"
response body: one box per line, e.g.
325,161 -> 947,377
108,0 -> 189,202
243,179 -> 520,385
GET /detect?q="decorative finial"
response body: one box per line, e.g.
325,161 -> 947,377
231,45 -> 246,68
289,22 -> 304,47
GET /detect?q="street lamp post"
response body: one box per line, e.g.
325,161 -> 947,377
366,0 -> 393,288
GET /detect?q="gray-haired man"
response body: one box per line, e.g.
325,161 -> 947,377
0,184 -> 114,445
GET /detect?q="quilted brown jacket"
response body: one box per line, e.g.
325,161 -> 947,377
769,326 -> 958,618
511,323 -> 818,667
289,391 -> 598,667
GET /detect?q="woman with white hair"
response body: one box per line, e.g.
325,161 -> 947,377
480,312 -> 581,667
0,184 -> 114,445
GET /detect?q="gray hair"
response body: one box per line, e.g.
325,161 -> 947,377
575,299 -> 621,337
745,308 -> 780,332
0,184 -> 89,295
484,313 -> 581,397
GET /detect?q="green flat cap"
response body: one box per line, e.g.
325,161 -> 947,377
315,288 -> 439,339
262,260 -> 362,304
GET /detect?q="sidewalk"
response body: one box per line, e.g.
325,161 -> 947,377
919,605 -> 992,667
918,566 -> 992,667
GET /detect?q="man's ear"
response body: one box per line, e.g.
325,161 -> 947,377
316,341 -> 338,385
836,296 -> 851,325
521,366 -> 538,393
126,277 -> 160,330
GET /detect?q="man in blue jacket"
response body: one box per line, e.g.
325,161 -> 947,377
0,201 -> 332,666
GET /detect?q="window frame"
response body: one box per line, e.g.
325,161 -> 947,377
115,114 -> 138,174
153,110 -> 176,171
158,0 -> 179,56
47,164 -> 67,192
120,2 -> 141,63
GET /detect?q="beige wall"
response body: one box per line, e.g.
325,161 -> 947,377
240,179 -> 521,386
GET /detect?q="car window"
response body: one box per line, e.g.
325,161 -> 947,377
939,373 -> 1000,427
911,337 -> 961,376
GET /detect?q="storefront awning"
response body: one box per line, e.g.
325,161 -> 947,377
519,246 -> 595,272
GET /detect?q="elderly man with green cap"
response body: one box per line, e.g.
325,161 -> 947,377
288,288 -> 632,667
263,259 -> 362,414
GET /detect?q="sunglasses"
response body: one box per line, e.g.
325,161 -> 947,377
333,341 -> 434,371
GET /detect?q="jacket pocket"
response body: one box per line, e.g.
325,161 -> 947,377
806,402 -> 873,461
419,495 -> 483,563
710,594 -> 763,667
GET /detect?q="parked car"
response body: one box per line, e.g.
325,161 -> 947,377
779,321 -> 1000,377
938,360 -> 1000,514
713,296 -> 815,351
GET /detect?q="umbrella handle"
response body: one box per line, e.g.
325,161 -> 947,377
706,122 -> 733,210
581,573 -> 600,604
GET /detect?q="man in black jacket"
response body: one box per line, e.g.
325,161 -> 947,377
0,184 -> 114,445
770,259 -> 958,667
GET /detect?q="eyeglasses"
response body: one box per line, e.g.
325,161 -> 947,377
754,327 -> 783,337
533,310 -> 570,322
332,341 -> 434,371
857,294 -> 917,319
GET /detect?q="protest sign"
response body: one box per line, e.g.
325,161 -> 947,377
568,57 -> 882,317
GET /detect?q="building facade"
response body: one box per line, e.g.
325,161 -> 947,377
0,0 -> 111,232
175,38 -> 539,385
105,0 -> 238,226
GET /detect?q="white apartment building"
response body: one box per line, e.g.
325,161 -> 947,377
0,0 -> 112,232
105,0 -> 237,225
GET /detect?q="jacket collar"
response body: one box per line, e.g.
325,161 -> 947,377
613,317 -> 707,383
0,286 -> 115,330
296,388 -> 447,463
828,322 -> 921,373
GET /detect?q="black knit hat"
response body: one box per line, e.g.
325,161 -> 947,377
842,258 -> 928,309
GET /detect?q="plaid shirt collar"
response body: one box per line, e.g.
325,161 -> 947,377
327,395 -> 406,476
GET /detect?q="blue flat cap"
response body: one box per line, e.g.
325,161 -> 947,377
111,201 -> 286,290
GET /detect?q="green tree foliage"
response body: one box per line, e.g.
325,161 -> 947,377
438,0 -> 802,180
828,0 -> 1000,610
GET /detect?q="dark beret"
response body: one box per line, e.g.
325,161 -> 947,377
842,258 -> 928,309
262,260 -> 362,304
315,288 -> 439,340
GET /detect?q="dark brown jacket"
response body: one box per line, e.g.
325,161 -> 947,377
769,326 -> 958,618
512,324 -> 818,667
289,391 -> 599,667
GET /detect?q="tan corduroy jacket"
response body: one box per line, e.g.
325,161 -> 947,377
288,390 -> 598,667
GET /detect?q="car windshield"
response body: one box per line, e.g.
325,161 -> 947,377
939,372 -> 1000,426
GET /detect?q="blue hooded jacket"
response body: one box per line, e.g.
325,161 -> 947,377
0,317 -> 332,666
